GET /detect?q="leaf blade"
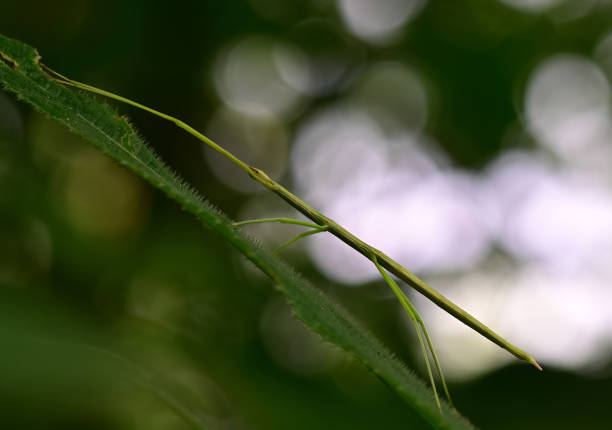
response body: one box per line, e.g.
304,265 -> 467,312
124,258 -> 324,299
0,34 -> 475,430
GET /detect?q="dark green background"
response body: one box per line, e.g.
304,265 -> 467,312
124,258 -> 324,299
1,1 -> 611,429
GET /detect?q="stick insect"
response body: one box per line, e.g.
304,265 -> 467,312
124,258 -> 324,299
43,65 -> 542,412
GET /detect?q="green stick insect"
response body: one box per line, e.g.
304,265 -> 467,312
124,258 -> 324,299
43,65 -> 542,412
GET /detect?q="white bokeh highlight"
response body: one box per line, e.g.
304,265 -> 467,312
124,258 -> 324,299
337,0 -> 426,44
525,55 -> 612,160
213,36 -> 305,116
485,151 -> 612,271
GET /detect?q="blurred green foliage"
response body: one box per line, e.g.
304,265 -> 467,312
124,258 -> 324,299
2,0 -> 612,429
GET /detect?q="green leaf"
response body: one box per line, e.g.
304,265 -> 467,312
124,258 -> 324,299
0,34 -> 475,430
